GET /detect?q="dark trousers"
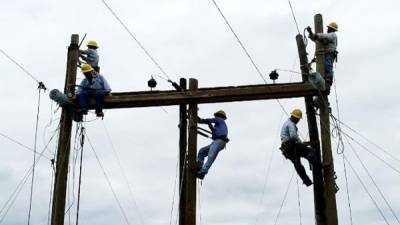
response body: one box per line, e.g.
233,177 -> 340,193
78,90 -> 106,113
281,141 -> 314,184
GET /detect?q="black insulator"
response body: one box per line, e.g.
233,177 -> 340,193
269,70 -> 279,81
148,77 -> 157,89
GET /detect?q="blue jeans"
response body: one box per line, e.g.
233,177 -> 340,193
78,90 -> 106,112
325,53 -> 336,83
197,139 -> 226,174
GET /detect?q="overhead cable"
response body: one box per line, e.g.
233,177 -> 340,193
101,0 -> 171,81
0,48 -> 47,89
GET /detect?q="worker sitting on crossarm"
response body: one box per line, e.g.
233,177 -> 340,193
80,40 -> 100,72
196,110 -> 229,180
306,22 -> 338,86
75,64 -> 111,118
280,109 -> 316,187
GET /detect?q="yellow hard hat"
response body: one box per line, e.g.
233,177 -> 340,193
87,40 -> 98,48
327,22 -> 338,31
291,109 -> 303,119
81,64 -> 94,73
214,110 -> 227,119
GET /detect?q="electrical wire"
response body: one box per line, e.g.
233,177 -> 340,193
102,121 -> 145,225
296,177 -> 303,225
86,134 -> 133,225
343,155 -> 391,225
341,154 -> 354,225
287,0 -> 301,34
0,125 -> 59,224
101,0 -> 171,81
273,170 -> 295,225
345,136 -> 400,224
0,131 -> 52,160
27,88 -> 44,225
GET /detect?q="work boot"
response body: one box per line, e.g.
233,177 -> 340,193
76,108 -> 88,115
303,178 -> 313,187
196,171 -> 206,180
96,110 -> 104,118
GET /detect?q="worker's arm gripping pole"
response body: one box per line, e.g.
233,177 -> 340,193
51,34 -> 79,225
185,78 -> 198,225
314,14 -> 339,225
296,34 -> 326,225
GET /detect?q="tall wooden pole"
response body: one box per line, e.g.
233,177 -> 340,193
184,78 -> 198,225
51,34 -> 79,225
179,78 -> 188,225
296,34 -> 327,225
314,14 -> 339,225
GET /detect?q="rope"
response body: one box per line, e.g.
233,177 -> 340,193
101,0 -> 171,81
102,121 -> 145,225
47,160 -> 56,225
287,0 -> 301,34
197,180 -> 203,225
273,171 -> 295,225
343,155 -> 391,225
173,150 -> 189,225
86,134 -> 132,225
345,136 -> 400,224
27,87 -> 44,225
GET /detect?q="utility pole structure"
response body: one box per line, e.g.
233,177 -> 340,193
51,27 -> 339,225
314,14 -> 339,225
296,34 -> 326,225
179,78 -> 188,225
51,34 -> 79,225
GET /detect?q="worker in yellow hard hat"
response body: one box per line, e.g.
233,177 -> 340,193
280,109 -> 316,187
306,22 -> 338,86
75,64 -> 111,118
196,110 -> 229,180
80,40 -> 100,72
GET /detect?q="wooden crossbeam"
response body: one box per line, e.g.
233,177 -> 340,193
96,82 -> 318,109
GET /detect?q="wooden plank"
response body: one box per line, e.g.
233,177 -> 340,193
86,82 -> 318,109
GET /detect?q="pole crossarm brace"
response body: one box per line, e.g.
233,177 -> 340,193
98,82 -> 318,109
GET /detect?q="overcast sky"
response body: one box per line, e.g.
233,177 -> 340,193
1,0 -> 400,225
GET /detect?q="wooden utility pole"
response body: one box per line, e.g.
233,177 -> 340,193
179,78 -> 188,225
184,79 -> 198,225
314,14 -> 339,225
51,34 -> 79,225
296,34 -> 327,225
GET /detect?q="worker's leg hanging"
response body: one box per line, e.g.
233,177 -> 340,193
200,139 -> 225,174
290,146 -> 313,186
197,144 -> 212,172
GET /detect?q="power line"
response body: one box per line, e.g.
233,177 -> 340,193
287,0 -> 301,34
0,131 -> 52,160
101,0 -> 171,81
86,134 -> 133,225
210,0 -> 266,83
101,121 -> 145,225
273,171 -> 295,225
341,154 -> 354,225
0,48 -> 47,89
345,136 -> 400,224
27,88 -> 44,225
343,155 -> 391,225
296,177 -> 303,225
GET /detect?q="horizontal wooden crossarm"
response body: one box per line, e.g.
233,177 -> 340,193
98,82 -> 318,109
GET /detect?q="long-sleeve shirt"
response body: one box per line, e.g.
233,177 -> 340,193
80,49 -> 99,67
280,119 -> 301,143
76,73 -> 111,95
199,117 -> 228,139
316,32 -> 337,52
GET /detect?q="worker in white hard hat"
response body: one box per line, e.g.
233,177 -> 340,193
306,22 -> 338,86
196,110 -> 229,180
280,109 -> 316,186
80,40 -> 100,72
